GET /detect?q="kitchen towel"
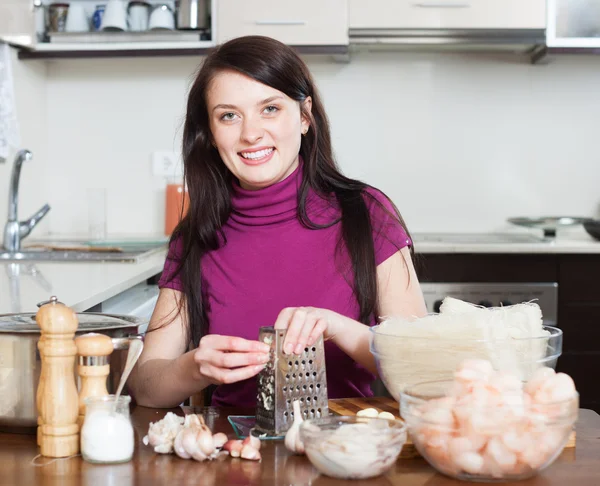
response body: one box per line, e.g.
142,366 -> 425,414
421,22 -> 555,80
0,42 -> 20,162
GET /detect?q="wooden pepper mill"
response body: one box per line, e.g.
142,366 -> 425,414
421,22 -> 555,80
35,296 -> 80,458
74,333 -> 114,427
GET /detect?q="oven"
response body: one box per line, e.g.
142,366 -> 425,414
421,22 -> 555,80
419,282 -> 558,326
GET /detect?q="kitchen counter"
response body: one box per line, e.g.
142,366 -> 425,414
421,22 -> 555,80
0,249 -> 167,314
413,229 -> 600,254
1,403 -> 599,486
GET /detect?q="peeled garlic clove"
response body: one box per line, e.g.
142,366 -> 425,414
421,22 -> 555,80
356,408 -> 379,418
285,400 -> 305,454
212,432 -> 228,449
377,411 -> 395,420
223,439 -> 244,458
241,444 -> 262,461
242,435 -> 262,451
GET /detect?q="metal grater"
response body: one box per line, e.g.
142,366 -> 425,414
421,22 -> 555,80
253,326 -> 329,437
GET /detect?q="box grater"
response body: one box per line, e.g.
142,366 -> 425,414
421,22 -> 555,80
253,326 -> 329,437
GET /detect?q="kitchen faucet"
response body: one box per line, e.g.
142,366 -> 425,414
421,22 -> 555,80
2,149 -> 51,252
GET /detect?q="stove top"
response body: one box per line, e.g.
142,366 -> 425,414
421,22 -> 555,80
412,233 -> 548,244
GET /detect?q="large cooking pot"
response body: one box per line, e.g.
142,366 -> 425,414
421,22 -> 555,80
0,310 -> 144,433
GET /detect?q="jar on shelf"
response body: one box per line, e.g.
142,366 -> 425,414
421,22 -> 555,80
80,395 -> 134,464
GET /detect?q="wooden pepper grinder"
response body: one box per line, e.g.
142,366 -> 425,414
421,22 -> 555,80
74,333 -> 114,427
36,333 -> 45,447
35,296 -> 80,458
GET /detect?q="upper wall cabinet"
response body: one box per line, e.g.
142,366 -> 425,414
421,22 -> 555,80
0,0 -> 38,46
216,0 -> 348,46
547,0 -> 600,49
348,0 -> 546,30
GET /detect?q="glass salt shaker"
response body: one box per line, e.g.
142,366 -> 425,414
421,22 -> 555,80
81,395 -> 134,464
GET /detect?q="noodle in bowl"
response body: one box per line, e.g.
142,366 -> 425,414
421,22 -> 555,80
369,300 -> 562,404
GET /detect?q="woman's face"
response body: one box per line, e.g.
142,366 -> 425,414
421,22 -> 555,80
207,70 -> 311,191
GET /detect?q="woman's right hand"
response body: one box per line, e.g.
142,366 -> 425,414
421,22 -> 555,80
193,334 -> 271,385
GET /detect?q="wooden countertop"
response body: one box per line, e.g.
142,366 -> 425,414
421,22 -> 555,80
1,402 -> 599,486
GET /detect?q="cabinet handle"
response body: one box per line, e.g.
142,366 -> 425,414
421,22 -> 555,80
412,2 -> 471,8
254,20 -> 307,26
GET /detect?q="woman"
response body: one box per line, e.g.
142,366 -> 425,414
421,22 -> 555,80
129,35 -> 427,409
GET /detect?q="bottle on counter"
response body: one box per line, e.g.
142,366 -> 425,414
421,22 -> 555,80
164,180 -> 189,236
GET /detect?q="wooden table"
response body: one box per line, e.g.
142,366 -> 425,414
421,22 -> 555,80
1,403 -> 599,486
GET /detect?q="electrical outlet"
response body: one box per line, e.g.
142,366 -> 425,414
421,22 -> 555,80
152,151 -> 183,178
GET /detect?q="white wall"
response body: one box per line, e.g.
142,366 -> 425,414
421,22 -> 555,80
7,49 -> 600,237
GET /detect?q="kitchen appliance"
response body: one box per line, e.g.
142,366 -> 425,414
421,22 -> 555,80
0,309 -> 143,433
176,0 -> 209,30
507,216 -> 593,238
253,327 -> 329,437
420,282 -> 558,325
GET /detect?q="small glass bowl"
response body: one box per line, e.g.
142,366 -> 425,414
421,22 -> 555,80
400,380 -> 578,482
299,415 -> 407,479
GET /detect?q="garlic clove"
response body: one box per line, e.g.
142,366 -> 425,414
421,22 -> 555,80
223,439 -> 244,458
174,429 -> 192,460
241,444 -> 262,461
191,447 -> 208,462
196,425 -> 215,456
378,411 -> 396,420
356,407 -> 379,418
242,435 -> 262,451
285,400 -> 305,455
212,432 -> 228,449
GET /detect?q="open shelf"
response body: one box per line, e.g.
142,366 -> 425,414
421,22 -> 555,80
17,42 -> 349,59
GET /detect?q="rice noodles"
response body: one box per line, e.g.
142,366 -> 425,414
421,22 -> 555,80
372,298 -> 553,401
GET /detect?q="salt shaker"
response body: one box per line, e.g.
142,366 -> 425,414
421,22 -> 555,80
80,395 -> 134,463
35,296 -> 80,458
74,333 -> 114,428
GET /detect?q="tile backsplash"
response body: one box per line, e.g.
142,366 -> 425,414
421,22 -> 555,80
4,48 -> 600,238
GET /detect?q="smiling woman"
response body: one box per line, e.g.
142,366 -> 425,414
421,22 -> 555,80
208,72 -> 310,190
127,35 -> 428,410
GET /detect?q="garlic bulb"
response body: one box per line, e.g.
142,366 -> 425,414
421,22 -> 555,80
143,412 -> 185,454
285,400 -> 305,454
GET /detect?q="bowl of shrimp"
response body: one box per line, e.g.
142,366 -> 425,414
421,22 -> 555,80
399,359 -> 579,482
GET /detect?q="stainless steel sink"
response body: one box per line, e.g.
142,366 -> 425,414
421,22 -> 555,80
0,242 -> 167,262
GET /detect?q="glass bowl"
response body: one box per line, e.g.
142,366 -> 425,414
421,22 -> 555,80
298,415 -> 407,479
370,324 -> 563,404
399,379 -> 578,482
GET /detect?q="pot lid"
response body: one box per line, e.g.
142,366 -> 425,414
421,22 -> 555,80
0,312 -> 140,334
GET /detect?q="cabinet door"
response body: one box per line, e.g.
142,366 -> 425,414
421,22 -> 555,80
0,0 -> 36,46
349,0 -> 545,30
217,0 -> 348,45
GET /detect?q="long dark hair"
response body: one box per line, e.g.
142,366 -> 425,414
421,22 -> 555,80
166,35 -> 413,347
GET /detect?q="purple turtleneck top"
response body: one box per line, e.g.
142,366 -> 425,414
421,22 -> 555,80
158,163 -> 411,407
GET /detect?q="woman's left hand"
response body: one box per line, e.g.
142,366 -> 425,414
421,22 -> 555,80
273,307 -> 341,355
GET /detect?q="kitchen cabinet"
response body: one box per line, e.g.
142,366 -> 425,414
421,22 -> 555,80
216,0 -> 348,46
348,0 -> 546,30
0,0 -> 39,47
547,0 -> 600,49
415,253 -> 600,413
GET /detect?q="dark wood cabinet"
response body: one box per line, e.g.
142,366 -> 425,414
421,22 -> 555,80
415,252 -> 600,412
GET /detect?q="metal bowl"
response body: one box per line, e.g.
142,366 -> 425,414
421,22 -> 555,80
583,220 -> 600,241
507,217 -> 593,238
